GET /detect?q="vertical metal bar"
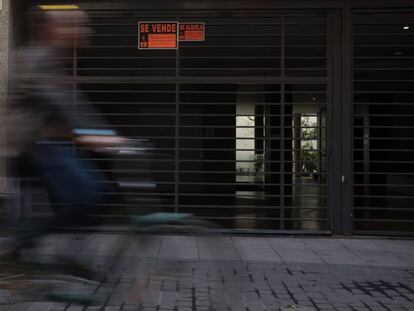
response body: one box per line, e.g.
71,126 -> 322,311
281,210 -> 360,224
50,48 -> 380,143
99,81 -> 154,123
281,15 -> 285,81
327,10 -> 343,234
342,4 -> 354,235
280,16 -> 285,230
72,19 -> 78,158
174,21 -> 180,214
280,84 -> 285,230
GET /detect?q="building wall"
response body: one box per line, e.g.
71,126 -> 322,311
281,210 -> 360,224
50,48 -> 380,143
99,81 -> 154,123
0,0 -> 9,192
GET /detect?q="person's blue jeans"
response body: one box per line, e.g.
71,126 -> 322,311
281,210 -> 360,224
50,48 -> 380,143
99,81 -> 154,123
16,141 -> 106,246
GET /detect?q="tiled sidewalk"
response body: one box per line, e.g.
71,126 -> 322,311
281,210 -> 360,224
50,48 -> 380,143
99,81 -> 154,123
55,234 -> 413,268
0,235 -> 413,311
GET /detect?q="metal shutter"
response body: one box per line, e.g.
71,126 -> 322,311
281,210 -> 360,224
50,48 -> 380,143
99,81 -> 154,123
73,8 -> 331,232
353,10 -> 414,234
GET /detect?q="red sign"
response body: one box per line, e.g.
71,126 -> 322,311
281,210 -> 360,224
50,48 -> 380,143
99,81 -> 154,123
179,23 -> 205,41
139,22 -> 178,49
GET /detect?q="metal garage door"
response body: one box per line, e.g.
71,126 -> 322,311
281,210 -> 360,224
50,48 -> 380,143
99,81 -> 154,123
14,1 -> 414,235
71,7 -> 335,232
352,10 -> 414,235
17,0 -> 345,233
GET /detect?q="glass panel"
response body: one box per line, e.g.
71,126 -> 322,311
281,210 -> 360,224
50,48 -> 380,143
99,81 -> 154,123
179,83 -> 328,230
284,84 -> 328,230
179,83 -> 283,229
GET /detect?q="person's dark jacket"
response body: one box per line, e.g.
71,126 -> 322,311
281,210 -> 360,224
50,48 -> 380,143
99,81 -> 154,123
6,46 -> 111,156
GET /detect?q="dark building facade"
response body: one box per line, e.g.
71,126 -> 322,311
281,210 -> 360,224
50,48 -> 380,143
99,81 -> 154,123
10,0 -> 414,235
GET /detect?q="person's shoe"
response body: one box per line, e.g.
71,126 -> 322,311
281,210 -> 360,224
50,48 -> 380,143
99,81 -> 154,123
133,212 -> 193,227
48,290 -> 102,305
54,257 -> 98,281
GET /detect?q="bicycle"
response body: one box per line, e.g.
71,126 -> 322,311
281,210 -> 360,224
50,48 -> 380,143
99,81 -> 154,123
0,215 -> 219,306
0,140 -> 221,308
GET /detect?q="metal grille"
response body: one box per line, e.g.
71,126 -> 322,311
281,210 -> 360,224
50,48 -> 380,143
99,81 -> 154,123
353,11 -> 414,234
18,2 -> 332,232
73,9 -> 330,231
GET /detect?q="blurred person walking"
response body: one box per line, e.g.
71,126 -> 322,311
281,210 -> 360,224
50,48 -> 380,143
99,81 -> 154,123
3,6 -> 123,259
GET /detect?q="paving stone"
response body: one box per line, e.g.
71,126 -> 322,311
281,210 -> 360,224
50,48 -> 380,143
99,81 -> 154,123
198,237 -> 234,248
268,238 -> 309,250
353,251 -> 411,267
303,238 -> 346,250
159,247 -> 199,260
238,248 -> 282,262
233,237 -> 272,249
279,305 -> 315,311
1,235 -> 414,311
199,247 -> 240,260
317,249 -> 366,265
277,250 -> 324,264
161,236 -> 197,248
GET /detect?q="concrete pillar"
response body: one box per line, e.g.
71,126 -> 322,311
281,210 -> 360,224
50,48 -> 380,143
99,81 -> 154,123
0,0 -> 10,191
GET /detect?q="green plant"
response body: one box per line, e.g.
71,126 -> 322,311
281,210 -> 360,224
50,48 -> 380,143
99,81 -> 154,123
254,154 -> 264,174
300,117 -> 318,175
